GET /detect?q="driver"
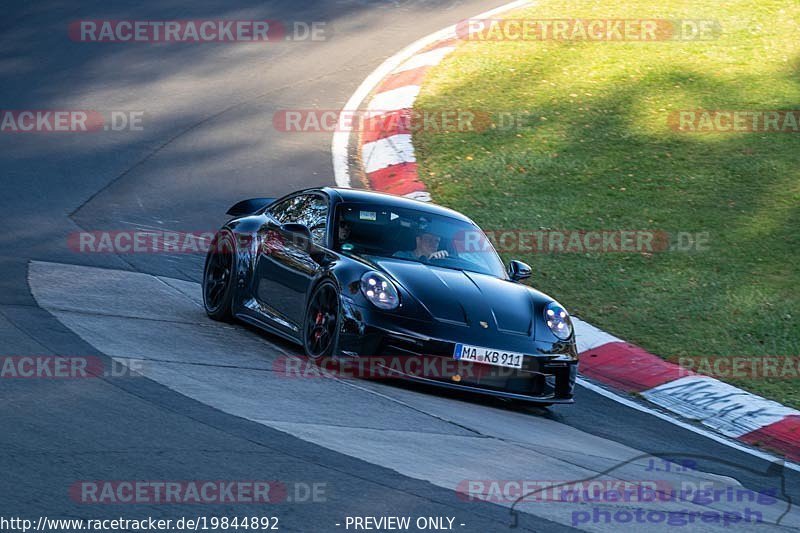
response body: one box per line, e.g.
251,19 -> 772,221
393,229 -> 449,261
338,220 -> 351,243
338,220 -> 355,251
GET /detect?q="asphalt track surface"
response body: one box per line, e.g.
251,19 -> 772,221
1,1 -> 799,532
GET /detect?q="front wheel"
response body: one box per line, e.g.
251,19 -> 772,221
303,281 -> 340,360
203,231 -> 236,322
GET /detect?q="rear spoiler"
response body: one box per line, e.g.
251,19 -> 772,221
226,198 -> 276,217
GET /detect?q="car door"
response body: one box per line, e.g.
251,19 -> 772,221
254,193 -> 329,334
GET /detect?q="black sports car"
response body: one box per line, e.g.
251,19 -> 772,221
203,187 -> 577,404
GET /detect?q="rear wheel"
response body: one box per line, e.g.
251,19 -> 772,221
203,232 -> 236,322
303,281 -> 340,360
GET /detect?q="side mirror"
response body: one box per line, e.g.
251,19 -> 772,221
281,223 -> 313,250
507,260 -> 531,281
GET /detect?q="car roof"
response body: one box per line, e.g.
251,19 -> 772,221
320,187 -> 475,224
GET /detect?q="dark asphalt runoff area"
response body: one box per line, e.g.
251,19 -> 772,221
1,1 -> 797,532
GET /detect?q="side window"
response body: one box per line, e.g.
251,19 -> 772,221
298,195 -> 328,246
268,197 -> 297,223
269,194 -> 328,246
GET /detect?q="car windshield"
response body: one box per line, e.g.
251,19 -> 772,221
334,202 -> 507,278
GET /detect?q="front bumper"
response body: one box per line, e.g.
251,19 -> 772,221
338,300 -> 578,403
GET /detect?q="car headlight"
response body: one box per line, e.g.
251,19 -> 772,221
544,302 -> 573,340
360,272 -> 400,310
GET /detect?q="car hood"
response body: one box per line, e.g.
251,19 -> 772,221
372,257 -> 544,336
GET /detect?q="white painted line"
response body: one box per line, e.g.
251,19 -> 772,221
361,134 -> 415,173
573,317 -> 621,353
393,47 -> 456,74
577,378 -> 800,473
367,86 -> 421,114
641,375 -> 800,438
331,0 -> 535,187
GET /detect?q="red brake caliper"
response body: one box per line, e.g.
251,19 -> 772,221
314,312 -> 324,340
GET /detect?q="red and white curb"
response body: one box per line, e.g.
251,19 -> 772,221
574,318 -> 800,461
330,1 -> 800,465
357,39 -> 460,201
332,0 -> 535,201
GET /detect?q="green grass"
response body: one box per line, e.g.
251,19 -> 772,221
414,0 -> 800,407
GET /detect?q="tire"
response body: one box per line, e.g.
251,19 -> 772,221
202,231 -> 236,322
302,281 -> 341,360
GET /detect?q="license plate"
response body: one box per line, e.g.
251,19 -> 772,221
453,343 -> 524,369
